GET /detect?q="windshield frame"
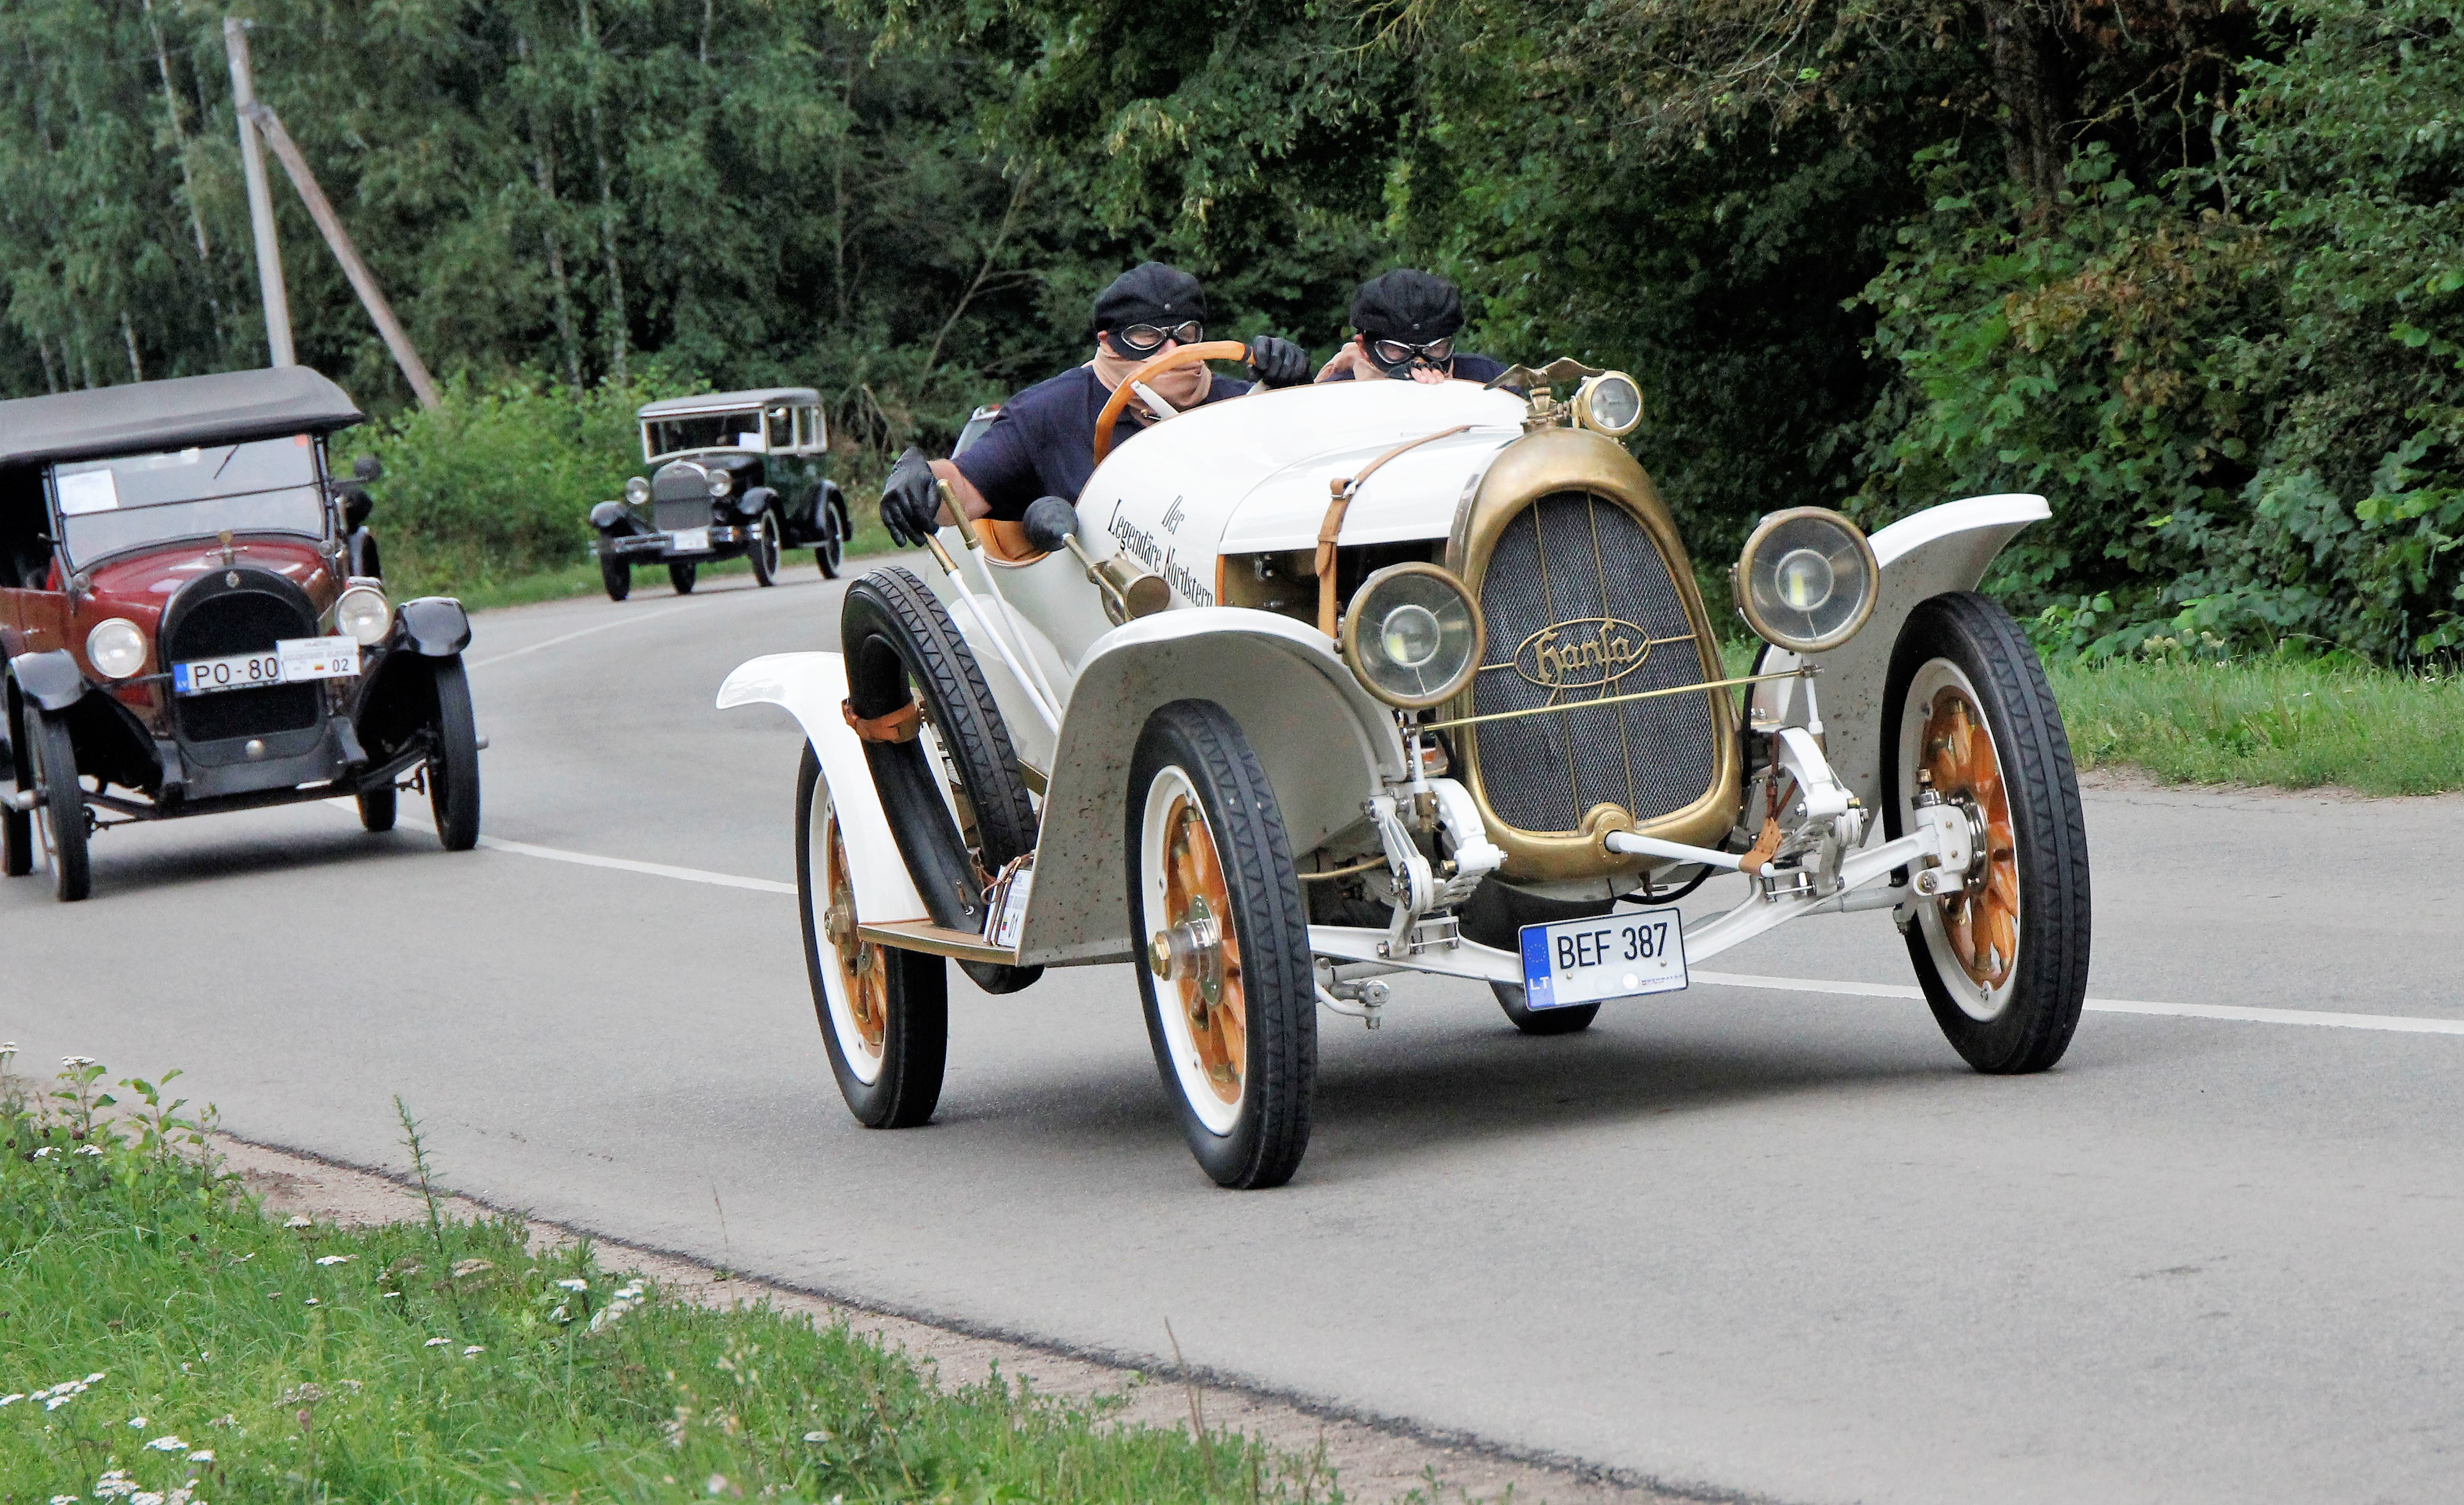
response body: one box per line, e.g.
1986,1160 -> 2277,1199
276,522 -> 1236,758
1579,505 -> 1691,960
46,433 -> 336,572
643,409 -> 769,463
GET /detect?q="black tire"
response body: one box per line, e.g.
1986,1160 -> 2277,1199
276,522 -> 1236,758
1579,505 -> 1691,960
600,548 -> 631,602
749,508 -> 781,587
841,567 -> 1042,993
3,701 -> 31,878
1882,591 -> 2090,1074
668,560 -> 697,595
1460,880 -> 1605,1034
1128,700 -> 1315,1189
358,783 -> 398,832
796,747 -> 948,1127
25,706 -> 90,902
815,495 -> 846,579
427,657 -> 482,852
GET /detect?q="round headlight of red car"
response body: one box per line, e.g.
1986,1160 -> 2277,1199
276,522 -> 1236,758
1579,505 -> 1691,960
336,584 -> 392,646
86,617 -> 147,679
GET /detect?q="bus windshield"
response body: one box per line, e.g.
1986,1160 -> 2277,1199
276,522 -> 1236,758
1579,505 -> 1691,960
52,435 -> 327,568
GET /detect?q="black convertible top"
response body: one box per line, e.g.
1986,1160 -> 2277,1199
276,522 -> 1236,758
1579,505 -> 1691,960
0,367 -> 365,469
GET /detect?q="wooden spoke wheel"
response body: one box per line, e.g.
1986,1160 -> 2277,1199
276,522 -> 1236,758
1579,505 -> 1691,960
1128,699 -> 1315,1188
795,746 -> 947,1127
1917,682 -> 2019,997
1884,592 -> 2090,1075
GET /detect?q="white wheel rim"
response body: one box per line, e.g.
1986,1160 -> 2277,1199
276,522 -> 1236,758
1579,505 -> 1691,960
1138,765 -> 1246,1135
1897,658 -> 2021,1022
807,779 -> 886,1083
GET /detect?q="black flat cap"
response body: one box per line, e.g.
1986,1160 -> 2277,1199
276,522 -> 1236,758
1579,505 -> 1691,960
1350,269 -> 1465,343
1092,261 -> 1208,333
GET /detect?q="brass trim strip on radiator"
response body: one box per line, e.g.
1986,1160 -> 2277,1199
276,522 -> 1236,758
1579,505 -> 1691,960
1422,668 -> 1809,734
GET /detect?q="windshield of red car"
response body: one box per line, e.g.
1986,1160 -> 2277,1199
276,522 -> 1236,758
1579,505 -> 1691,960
647,413 -> 763,458
51,434 -> 327,568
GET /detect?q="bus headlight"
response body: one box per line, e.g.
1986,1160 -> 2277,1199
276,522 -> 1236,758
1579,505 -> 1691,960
1341,564 -> 1484,709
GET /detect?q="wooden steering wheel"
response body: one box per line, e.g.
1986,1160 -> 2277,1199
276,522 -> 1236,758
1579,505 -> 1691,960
1092,340 -> 1254,464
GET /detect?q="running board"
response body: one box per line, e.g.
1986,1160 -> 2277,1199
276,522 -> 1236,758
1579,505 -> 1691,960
857,919 -> 1020,966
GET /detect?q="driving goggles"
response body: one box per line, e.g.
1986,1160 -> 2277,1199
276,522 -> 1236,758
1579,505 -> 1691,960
1369,335 -> 1455,368
1107,320 -> 1206,356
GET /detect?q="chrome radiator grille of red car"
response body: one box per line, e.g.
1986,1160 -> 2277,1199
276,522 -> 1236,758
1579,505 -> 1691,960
161,574 -> 321,744
1465,490 -> 1719,833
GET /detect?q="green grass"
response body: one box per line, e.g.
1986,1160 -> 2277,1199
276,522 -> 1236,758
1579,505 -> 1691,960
1,1057 -> 1346,1504
450,515 -> 906,614
2046,654 -> 2464,796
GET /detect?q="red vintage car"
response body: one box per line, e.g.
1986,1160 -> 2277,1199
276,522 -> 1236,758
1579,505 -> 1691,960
0,367 -> 481,901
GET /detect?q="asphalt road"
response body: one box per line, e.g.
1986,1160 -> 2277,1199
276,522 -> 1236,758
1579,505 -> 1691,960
11,564 -> 2464,1505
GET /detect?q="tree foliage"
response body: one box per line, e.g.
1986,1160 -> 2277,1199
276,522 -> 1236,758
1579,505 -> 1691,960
2,0 -> 2456,656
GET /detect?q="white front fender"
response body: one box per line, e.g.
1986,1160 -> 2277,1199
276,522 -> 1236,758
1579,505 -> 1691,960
1753,493 -> 2050,814
717,652 -> 929,928
1017,608 -> 1407,966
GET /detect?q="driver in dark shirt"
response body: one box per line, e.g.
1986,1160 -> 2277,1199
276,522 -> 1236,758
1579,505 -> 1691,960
1315,269 -> 1509,387
879,262 -> 1311,541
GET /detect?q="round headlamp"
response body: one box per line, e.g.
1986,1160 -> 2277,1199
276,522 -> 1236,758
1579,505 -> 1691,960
85,618 -> 147,679
1571,372 -> 1645,438
705,470 -> 734,499
1340,564 -> 1484,709
335,584 -> 392,646
1732,507 -> 1877,653
624,476 -> 651,505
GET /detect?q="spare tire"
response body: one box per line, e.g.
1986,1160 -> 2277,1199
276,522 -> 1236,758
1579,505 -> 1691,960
841,565 -> 1043,993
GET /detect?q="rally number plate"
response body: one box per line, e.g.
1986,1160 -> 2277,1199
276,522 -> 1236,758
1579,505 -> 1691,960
1518,906 -> 1689,1009
173,637 -> 359,697
671,526 -> 710,554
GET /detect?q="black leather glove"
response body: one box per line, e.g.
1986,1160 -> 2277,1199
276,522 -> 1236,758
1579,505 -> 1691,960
1247,335 -> 1311,390
880,446 -> 941,547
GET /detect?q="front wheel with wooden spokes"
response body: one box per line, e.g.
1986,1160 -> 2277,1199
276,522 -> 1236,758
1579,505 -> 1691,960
1883,592 -> 2090,1074
796,747 -> 947,1127
1128,700 -> 1315,1188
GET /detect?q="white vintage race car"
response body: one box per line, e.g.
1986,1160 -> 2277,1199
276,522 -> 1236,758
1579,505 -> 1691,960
721,343 -> 2090,1188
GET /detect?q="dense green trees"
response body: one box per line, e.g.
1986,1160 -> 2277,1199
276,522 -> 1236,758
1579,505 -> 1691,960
3,0 -> 2458,657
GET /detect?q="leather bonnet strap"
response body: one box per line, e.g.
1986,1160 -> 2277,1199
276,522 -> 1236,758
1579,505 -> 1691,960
1315,424 -> 1473,638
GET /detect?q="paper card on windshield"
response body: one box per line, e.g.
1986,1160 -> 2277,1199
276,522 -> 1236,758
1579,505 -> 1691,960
55,469 -> 119,515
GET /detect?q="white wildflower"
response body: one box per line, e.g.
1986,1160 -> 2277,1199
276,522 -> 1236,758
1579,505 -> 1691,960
423,1337 -> 451,1348
130,1492 -> 164,1505
379,1291 -> 401,1299
166,1489 -> 195,1505
802,1430 -> 829,1443
313,1255 -> 355,1267
1,1394 -> 21,1406
303,1298 -> 319,1306
45,1394 -> 75,1411
62,1055 -> 96,1068
705,1476 -> 728,1496
555,1278 -> 588,1292
462,1345 -> 484,1357
33,1146 -> 58,1159
185,1450 -> 214,1463
146,1436 -> 186,1452
74,1145 -> 103,1157
50,1495 -> 80,1503
91,1472 -> 135,1500
283,1216 -> 312,1229
86,1374 -> 104,1384
128,1416 -> 148,1429
450,1259 -> 493,1278
614,1282 -> 644,1300
548,1304 -> 569,1323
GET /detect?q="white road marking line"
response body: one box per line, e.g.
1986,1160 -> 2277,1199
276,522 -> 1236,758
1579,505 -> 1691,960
467,604 -> 693,669
398,817 -> 2464,1038
1694,970 -> 2464,1036
475,835 -> 796,895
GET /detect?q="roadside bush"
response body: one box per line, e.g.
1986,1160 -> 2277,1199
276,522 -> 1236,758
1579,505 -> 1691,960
350,368 -> 698,600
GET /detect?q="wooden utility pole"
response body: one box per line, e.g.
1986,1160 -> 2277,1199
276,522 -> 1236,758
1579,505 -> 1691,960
223,17 -> 294,366
240,103 -> 440,410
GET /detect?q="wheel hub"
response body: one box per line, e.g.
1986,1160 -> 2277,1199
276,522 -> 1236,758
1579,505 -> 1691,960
1918,687 -> 2019,991
1156,793 -> 1246,1104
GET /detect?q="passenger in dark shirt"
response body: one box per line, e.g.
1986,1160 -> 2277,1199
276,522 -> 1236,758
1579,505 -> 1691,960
1315,269 -> 1509,387
878,263 -> 1311,540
